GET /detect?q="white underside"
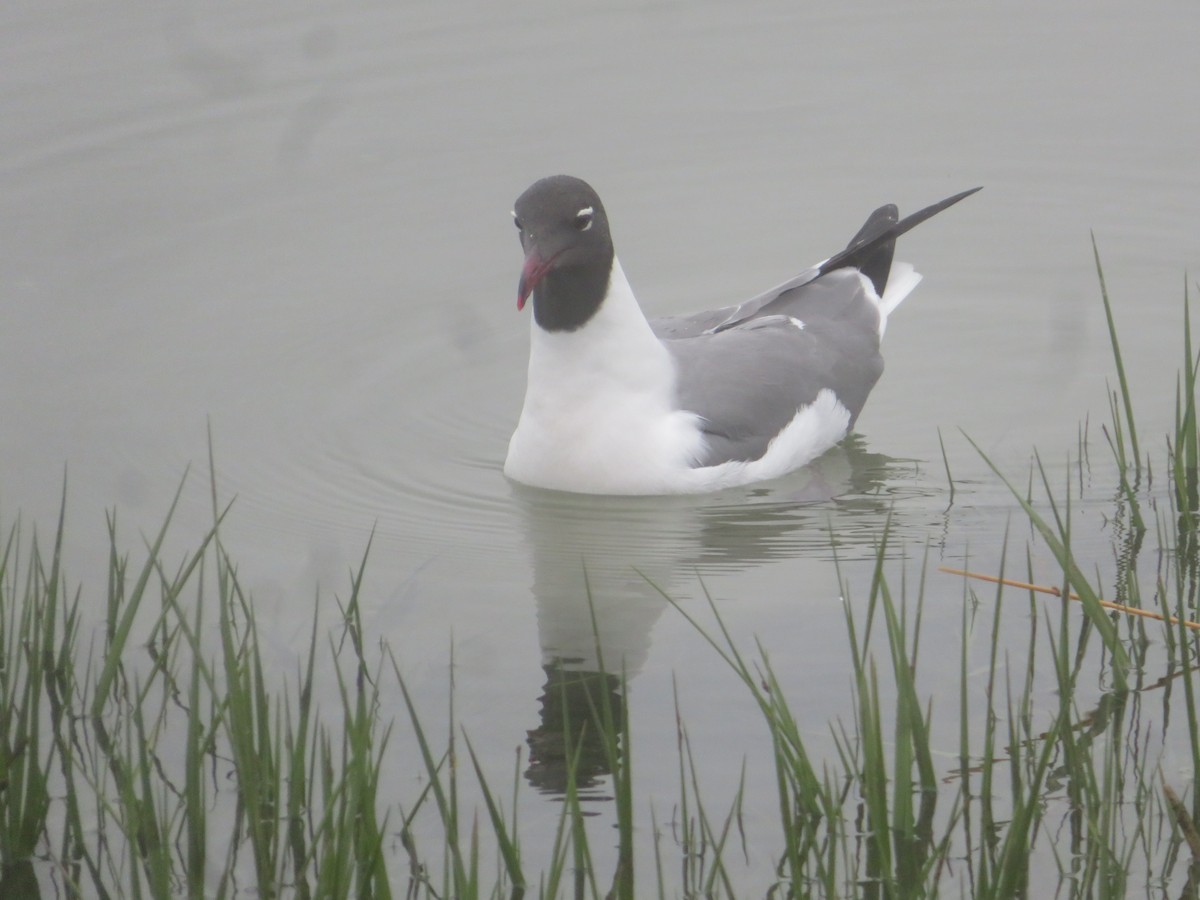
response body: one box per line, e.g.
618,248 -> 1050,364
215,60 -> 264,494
505,257 -> 914,495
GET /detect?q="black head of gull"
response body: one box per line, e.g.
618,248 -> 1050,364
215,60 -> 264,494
505,176 -> 981,495
513,175 -> 615,333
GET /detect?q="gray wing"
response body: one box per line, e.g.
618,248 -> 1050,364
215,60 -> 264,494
654,269 -> 884,466
650,266 -> 824,339
650,187 -> 982,466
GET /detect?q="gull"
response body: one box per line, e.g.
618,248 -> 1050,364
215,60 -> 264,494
504,175 -> 979,494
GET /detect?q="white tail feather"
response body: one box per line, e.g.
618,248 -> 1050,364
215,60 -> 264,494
877,261 -> 922,338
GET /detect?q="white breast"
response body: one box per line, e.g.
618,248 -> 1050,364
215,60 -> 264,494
504,259 -> 706,494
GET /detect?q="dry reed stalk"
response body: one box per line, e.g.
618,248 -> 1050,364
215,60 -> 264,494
939,566 -> 1200,632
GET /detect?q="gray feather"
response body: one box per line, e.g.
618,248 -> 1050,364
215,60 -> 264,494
653,269 -> 883,466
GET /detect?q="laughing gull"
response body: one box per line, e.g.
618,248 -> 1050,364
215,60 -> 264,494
505,175 -> 979,495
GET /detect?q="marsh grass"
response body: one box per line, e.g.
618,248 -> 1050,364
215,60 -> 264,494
1,258 -> 1200,896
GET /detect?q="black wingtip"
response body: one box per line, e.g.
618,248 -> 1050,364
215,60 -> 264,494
891,187 -> 983,239
846,203 -> 898,296
818,186 -> 982,291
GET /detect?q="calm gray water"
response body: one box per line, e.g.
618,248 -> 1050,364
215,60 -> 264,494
4,0 -> 1200,892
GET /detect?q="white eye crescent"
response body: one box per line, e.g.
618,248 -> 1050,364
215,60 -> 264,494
511,211 -> 522,229
574,206 -> 594,231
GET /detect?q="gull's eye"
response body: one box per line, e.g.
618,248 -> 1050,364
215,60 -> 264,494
511,212 -> 522,230
574,206 -> 594,231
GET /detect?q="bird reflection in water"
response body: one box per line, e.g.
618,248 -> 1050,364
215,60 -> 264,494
524,659 -> 624,800
513,436 -> 943,799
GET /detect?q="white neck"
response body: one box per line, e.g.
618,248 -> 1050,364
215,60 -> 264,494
505,257 -> 705,492
527,258 -> 664,385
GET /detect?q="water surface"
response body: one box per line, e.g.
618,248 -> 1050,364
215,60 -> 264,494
3,0 -> 1199,891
